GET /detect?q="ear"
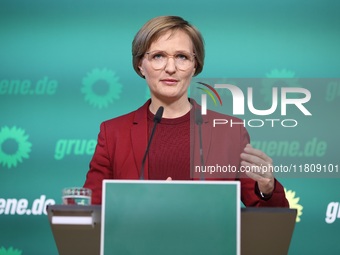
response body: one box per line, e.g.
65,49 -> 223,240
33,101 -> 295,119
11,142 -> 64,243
191,59 -> 197,76
191,66 -> 196,77
139,67 -> 145,76
138,61 -> 145,76
138,65 -> 145,77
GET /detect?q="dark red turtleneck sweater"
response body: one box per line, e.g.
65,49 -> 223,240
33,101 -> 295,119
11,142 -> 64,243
147,109 -> 191,180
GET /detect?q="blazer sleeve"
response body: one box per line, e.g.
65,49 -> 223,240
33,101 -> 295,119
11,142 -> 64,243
83,122 -> 113,205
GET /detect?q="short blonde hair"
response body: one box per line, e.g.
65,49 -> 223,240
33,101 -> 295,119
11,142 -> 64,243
132,16 -> 205,78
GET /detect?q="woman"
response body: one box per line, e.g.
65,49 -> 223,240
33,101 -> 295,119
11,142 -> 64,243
83,16 -> 288,207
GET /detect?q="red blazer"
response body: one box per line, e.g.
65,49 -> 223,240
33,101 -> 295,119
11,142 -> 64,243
84,100 -> 289,207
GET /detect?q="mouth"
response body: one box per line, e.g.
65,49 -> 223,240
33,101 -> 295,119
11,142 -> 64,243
160,78 -> 179,85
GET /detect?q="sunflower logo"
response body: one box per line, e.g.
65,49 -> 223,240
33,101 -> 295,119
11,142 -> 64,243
261,69 -> 300,103
266,69 -> 296,78
81,68 -> 122,109
285,188 -> 303,222
0,126 -> 32,169
0,246 -> 22,255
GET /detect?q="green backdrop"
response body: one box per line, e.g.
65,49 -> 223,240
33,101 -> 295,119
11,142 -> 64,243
1,0 -> 339,254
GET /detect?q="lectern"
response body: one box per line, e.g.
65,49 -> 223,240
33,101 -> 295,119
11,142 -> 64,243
47,181 -> 296,255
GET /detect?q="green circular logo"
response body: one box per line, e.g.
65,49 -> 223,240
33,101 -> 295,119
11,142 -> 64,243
0,246 -> 22,255
81,68 -> 123,109
0,126 -> 32,169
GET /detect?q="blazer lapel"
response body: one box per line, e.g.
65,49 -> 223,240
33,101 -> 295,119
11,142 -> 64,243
131,100 -> 150,179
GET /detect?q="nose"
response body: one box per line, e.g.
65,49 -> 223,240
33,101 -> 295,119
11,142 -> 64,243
164,57 -> 176,74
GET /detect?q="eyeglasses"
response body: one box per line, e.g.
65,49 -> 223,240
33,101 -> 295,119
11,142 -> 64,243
145,50 -> 195,71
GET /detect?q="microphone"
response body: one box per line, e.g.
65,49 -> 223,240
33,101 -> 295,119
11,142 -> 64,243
140,106 -> 164,180
195,109 -> 205,180
195,108 -> 203,125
